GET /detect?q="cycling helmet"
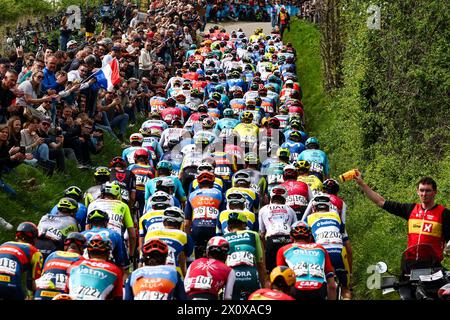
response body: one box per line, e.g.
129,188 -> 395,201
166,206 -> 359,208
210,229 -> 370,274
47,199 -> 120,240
290,221 -> 312,239
296,160 -> 311,172
270,185 -> 288,200
101,181 -> 121,198
156,160 -> 173,171
149,191 -> 171,210
227,211 -> 248,224
305,137 -> 319,149
283,164 -> 298,179
206,236 -> 230,256
233,171 -> 251,185
211,92 -> 221,101
129,133 -> 144,144
142,239 -> 168,256
94,166 -> 110,177
277,147 -> 291,160
268,117 -> 280,128
197,171 -> 215,184
270,266 -> 296,287
64,232 -> 87,248
16,222 -> 38,242
64,186 -> 82,201
279,105 -> 288,114
290,120 -> 302,129
198,162 -> 215,173
323,179 -> 340,195
241,111 -> 254,123
202,117 -> 215,129
244,152 -> 259,163
163,206 -> 185,223
87,234 -> 112,253
197,104 -> 208,112
134,148 -> 149,162
87,209 -> 109,224
223,108 -> 234,118
289,131 -> 302,141
109,156 -> 127,168
311,194 -> 332,211
57,197 -> 78,212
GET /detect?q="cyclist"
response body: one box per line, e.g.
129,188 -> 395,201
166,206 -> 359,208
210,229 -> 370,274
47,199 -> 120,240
265,148 -> 289,193
217,190 -> 258,235
122,133 -> 151,166
50,186 -> 88,231
109,156 -> 137,207
303,197 -> 352,300
185,236 -> 235,300
235,152 -> 267,200
145,160 -> 186,208
281,130 -> 305,162
83,166 -> 111,207
128,148 -> 155,217
281,164 -> 313,219
0,222 -> 43,300
297,137 -> 330,181
223,211 -> 267,300
189,161 -> 224,193
34,232 -> 86,300
277,221 -> 337,300
303,179 -> 347,221
214,108 -> 240,136
82,209 -> 129,270
233,111 -> 259,153
125,239 -> 187,300
67,234 -> 123,300
227,172 -> 259,213
248,266 -> 296,300
259,185 -> 297,274
143,207 -> 194,277
296,160 -> 323,195
184,171 -> 225,258
36,197 -> 80,260
87,182 -> 136,266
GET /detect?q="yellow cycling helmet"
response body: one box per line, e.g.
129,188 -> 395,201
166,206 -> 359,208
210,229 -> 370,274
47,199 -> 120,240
94,166 -> 110,177
270,266 -> 296,287
277,147 -> 290,159
241,111 -> 254,122
296,160 -> 311,172
227,211 -> 248,224
57,197 -> 78,212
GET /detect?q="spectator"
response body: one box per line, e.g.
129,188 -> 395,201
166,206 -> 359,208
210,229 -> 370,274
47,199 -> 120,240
35,116 -> 66,172
7,116 -> 22,147
17,71 -> 53,110
85,9 -> 97,41
20,116 -> 52,173
60,15 -> 73,51
139,42 -> 153,79
98,89 -> 129,141
18,59 -> 45,84
0,70 -> 23,124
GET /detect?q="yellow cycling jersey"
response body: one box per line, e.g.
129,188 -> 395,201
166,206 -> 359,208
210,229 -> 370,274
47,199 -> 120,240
139,209 -> 165,238
216,209 -> 257,235
233,123 -> 259,144
297,175 -> 323,193
87,199 -> 133,235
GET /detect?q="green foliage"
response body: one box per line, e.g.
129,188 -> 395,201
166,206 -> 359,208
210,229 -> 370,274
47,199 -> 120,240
286,0 -> 449,299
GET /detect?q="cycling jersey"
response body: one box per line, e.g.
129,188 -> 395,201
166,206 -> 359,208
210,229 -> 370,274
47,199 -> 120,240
259,204 -> 297,238
141,119 -> 168,138
144,228 -> 194,275
110,169 -> 136,204
224,230 -> 264,300
50,203 -> 88,231
211,152 -> 238,187
83,185 -> 103,208
122,146 -> 153,166
145,176 -> 186,203
229,98 -> 246,115
87,199 -> 133,236
297,149 -> 330,180
160,127 -> 191,152
149,96 -> 167,112
248,288 -> 295,300
265,162 -> 286,193
214,118 -> 240,134
127,163 -> 155,193
297,175 -> 323,195
281,141 -> 305,162
142,137 -> 164,161
82,227 -> 129,268
216,209 -> 258,235
302,193 -> 347,225
125,265 -> 187,300
226,187 -> 259,213
184,257 -> 234,300
190,177 -> 224,193
160,107 -> 185,125
233,123 -> 259,145
34,251 -> 83,300
277,242 -> 334,293
139,209 -> 165,239
67,258 -> 123,300
234,169 -> 267,196
281,180 -> 313,217
0,241 -> 43,300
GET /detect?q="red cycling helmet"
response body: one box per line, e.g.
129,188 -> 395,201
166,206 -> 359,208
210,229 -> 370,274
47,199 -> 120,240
142,239 -> 169,256
197,171 -> 215,184
134,148 -> 149,162
109,156 -> 127,168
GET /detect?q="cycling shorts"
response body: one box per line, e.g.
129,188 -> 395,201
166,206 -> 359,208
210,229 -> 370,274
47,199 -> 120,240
191,225 -> 216,258
265,234 -> 291,273
0,284 -> 26,300
180,167 -> 198,194
326,246 -> 350,288
292,284 -> 327,301
232,265 -> 260,300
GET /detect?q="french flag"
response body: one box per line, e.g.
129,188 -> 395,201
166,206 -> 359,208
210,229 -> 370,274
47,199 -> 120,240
94,58 -> 121,91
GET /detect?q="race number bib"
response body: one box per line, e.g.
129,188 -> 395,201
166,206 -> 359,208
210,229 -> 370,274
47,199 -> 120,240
286,195 -> 308,207
136,291 -> 168,300
193,207 -> 219,220
0,258 -> 17,275
214,166 -> 231,178
166,247 -> 176,266
310,162 -> 324,174
268,174 -> 284,185
315,226 -> 342,245
309,263 -> 325,279
226,251 -> 254,267
292,262 -> 308,277
74,286 -> 102,299
189,275 -> 213,290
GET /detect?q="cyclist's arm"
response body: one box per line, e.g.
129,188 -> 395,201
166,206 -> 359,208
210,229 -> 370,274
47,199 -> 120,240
254,232 -> 267,287
174,273 -> 188,300
184,202 -> 193,235
123,204 -> 136,256
223,269 -> 236,300
123,278 -> 133,300
344,240 -> 353,275
178,251 -> 187,277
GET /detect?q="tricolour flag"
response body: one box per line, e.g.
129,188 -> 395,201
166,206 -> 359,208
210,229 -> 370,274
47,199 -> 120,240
94,58 -> 121,91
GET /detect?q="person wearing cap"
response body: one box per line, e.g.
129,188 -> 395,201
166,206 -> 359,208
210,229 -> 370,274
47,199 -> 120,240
144,207 -> 194,277
34,232 -> 86,300
66,40 -> 78,51
0,222 -> 43,300
259,185 -> 297,274
277,221 -> 337,300
223,211 -> 267,300
125,238 -> 187,300
184,171 -> 225,259
248,266 -> 296,300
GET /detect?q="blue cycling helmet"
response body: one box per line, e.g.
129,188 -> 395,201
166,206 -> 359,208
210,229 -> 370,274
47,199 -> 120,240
156,160 -> 173,171
215,85 -> 224,93
305,137 -> 319,149
196,68 -> 205,76
223,108 -> 234,118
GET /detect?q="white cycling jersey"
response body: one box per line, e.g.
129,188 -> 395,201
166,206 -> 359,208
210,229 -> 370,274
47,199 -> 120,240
259,204 -> 297,238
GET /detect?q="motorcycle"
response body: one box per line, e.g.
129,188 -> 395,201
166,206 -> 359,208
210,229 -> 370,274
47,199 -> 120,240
378,244 -> 450,300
